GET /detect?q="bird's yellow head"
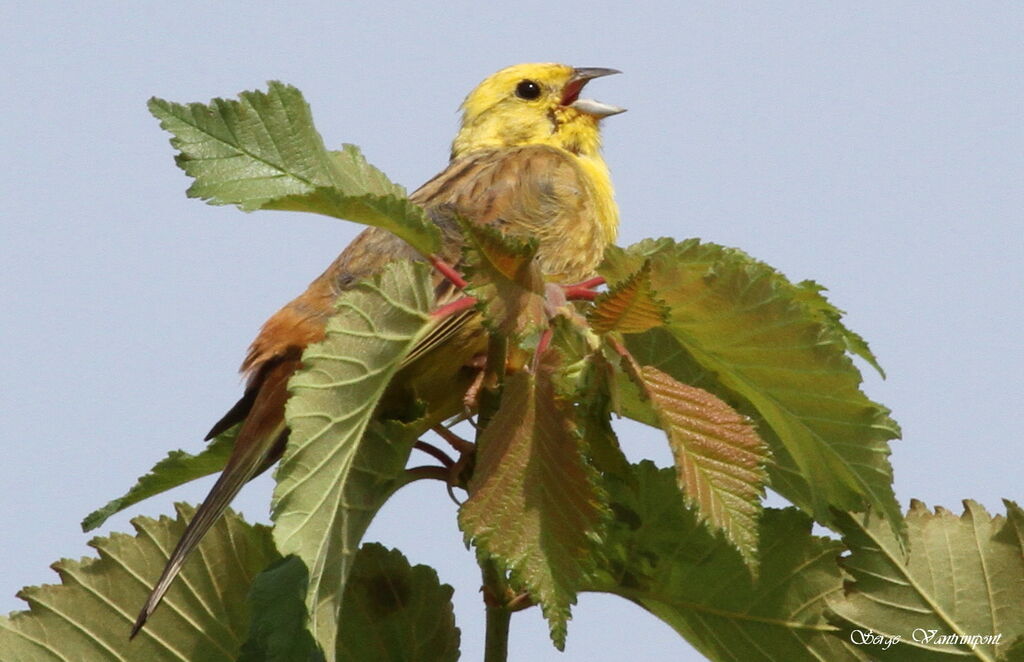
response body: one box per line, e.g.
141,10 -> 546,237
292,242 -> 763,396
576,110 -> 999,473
451,63 -> 624,160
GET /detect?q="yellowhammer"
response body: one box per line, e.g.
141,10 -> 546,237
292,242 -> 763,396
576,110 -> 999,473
133,62 -> 624,634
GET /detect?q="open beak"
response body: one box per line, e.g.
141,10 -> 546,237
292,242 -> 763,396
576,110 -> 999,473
562,67 -> 626,118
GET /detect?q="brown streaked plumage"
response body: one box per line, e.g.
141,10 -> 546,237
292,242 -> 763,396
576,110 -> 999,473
132,63 -> 623,636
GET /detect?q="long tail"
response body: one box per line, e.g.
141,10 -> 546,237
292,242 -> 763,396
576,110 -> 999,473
130,359 -> 296,637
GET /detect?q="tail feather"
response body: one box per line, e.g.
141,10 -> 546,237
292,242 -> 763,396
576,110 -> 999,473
131,359 -> 296,637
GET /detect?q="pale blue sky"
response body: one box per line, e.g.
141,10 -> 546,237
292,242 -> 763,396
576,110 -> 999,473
3,3 -> 1021,660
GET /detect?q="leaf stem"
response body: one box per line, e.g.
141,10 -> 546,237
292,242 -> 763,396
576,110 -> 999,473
481,559 -> 511,662
475,330 -> 512,661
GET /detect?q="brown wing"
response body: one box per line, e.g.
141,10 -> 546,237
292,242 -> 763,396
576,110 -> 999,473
206,226 -> 420,437
228,143 -> 600,409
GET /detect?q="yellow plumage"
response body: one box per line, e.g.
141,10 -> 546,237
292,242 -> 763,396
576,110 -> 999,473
452,63 -> 622,257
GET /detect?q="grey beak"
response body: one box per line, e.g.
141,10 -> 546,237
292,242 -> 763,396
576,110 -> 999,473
565,67 -> 626,117
569,67 -> 622,83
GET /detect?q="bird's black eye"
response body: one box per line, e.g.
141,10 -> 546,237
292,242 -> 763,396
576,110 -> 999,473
515,79 -> 541,100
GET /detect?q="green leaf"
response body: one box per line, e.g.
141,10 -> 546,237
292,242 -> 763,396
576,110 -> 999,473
238,556 -> 324,662
793,279 -> 885,378
574,351 -> 633,479
459,350 -> 608,650
148,84 -> 439,254
601,239 -> 902,536
240,545 -> 460,662
829,500 -> 1024,661
272,260 -> 439,659
617,326 -> 821,513
619,358 -> 769,570
81,428 -> 236,532
587,462 -> 866,662
336,544 -> 460,662
0,505 -> 278,662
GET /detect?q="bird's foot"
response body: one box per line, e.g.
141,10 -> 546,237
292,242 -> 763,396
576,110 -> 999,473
429,254 -> 469,289
406,428 -> 476,504
431,295 -> 477,320
433,425 -> 475,504
539,276 -> 605,324
561,275 -> 606,301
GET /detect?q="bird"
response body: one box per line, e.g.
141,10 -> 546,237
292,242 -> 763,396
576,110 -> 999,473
131,62 -> 625,636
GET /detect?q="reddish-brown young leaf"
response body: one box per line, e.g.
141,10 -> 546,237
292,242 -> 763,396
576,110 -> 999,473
588,261 -> 668,335
623,357 -> 769,569
458,351 -> 606,649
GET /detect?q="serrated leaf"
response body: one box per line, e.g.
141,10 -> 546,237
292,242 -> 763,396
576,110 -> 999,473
265,186 -> 438,256
458,351 -> 607,650
335,544 -> 460,662
458,218 -> 547,337
81,427 -> 236,532
588,261 -> 668,334
147,83 -> 340,207
617,326 -> 822,514
829,500 -> 1024,661
0,505 -> 278,662
272,260 -> 440,659
586,462 -> 866,662
326,143 -> 412,198
620,358 -> 768,569
240,544 -> 459,662
149,84 -> 439,254
794,279 -> 885,378
601,239 -> 902,537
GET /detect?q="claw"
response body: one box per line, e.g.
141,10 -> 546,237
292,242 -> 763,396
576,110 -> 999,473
405,465 -> 452,483
432,425 -> 475,455
408,431 -> 476,505
414,440 -> 455,468
432,426 -> 476,505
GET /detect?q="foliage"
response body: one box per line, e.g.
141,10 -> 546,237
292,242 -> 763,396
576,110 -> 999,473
601,240 -> 902,537
459,351 -> 607,649
272,260 -> 439,655
829,500 -> 1024,661
3,82 -> 1018,662
81,427 -> 237,532
1,505 -> 276,662
586,462 -> 868,662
